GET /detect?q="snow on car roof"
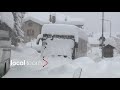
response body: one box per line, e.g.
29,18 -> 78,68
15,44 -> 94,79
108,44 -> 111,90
41,24 -> 88,42
42,24 -> 79,42
0,12 -> 14,29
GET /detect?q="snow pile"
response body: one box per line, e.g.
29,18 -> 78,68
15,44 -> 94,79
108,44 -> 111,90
112,37 -> 120,53
42,24 -> 79,36
0,12 -> 14,29
71,56 -> 120,78
3,44 -> 76,78
42,24 -> 88,42
3,43 -> 120,78
26,39 -> 42,52
42,24 -> 82,42
71,57 -> 95,69
41,38 -> 74,59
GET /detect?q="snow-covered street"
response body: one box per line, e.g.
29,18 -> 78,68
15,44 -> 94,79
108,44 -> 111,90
3,43 -> 77,78
2,42 -> 120,78
1,12 -> 120,78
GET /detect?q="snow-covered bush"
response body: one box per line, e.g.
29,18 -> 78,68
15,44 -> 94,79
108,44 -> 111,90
113,37 -> 120,54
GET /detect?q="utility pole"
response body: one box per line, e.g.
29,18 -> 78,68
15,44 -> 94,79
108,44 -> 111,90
110,20 -> 112,37
101,19 -> 112,37
102,12 -> 104,58
49,12 -> 52,23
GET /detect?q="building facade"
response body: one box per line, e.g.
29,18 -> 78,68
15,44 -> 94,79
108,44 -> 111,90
22,20 -> 43,43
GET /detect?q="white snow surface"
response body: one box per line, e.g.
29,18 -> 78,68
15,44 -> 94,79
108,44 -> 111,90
23,12 -> 69,24
0,12 -> 14,29
26,39 -> 42,52
23,12 -> 49,23
42,24 -> 88,42
3,31 -> 120,78
41,38 -> 74,59
2,42 -> 120,78
23,16 -> 49,25
3,44 -> 78,78
104,37 -> 117,47
23,12 -> 84,26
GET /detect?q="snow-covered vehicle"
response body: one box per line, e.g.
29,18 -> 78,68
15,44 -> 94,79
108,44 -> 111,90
36,24 -> 88,78
37,24 -> 88,59
0,12 -> 14,77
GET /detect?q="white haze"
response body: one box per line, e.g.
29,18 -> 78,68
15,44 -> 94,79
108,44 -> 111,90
28,12 -> 120,34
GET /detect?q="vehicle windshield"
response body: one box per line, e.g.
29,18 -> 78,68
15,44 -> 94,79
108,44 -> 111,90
41,34 -> 75,59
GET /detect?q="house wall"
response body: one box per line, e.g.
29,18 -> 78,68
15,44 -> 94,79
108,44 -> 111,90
103,46 -> 114,57
22,20 -> 42,43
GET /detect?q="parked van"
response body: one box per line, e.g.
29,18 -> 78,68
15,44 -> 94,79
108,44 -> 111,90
37,24 -> 88,60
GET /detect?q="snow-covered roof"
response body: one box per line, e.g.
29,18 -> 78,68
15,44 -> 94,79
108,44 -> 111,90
23,12 -> 49,25
23,12 -> 84,26
41,24 -> 88,42
104,37 -> 117,48
0,12 -> 14,29
23,16 -> 49,25
42,24 -> 79,35
42,24 -> 79,42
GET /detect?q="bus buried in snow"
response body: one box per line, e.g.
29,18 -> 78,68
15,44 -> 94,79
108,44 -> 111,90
0,22 -> 11,77
36,24 -> 88,60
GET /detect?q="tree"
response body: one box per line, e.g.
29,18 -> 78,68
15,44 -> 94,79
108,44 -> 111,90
11,12 -> 25,46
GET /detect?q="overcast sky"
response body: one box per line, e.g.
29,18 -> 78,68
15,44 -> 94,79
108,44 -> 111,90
28,12 -> 120,34
61,12 -> 120,34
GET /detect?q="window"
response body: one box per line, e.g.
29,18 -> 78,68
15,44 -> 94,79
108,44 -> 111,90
27,29 -> 34,36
